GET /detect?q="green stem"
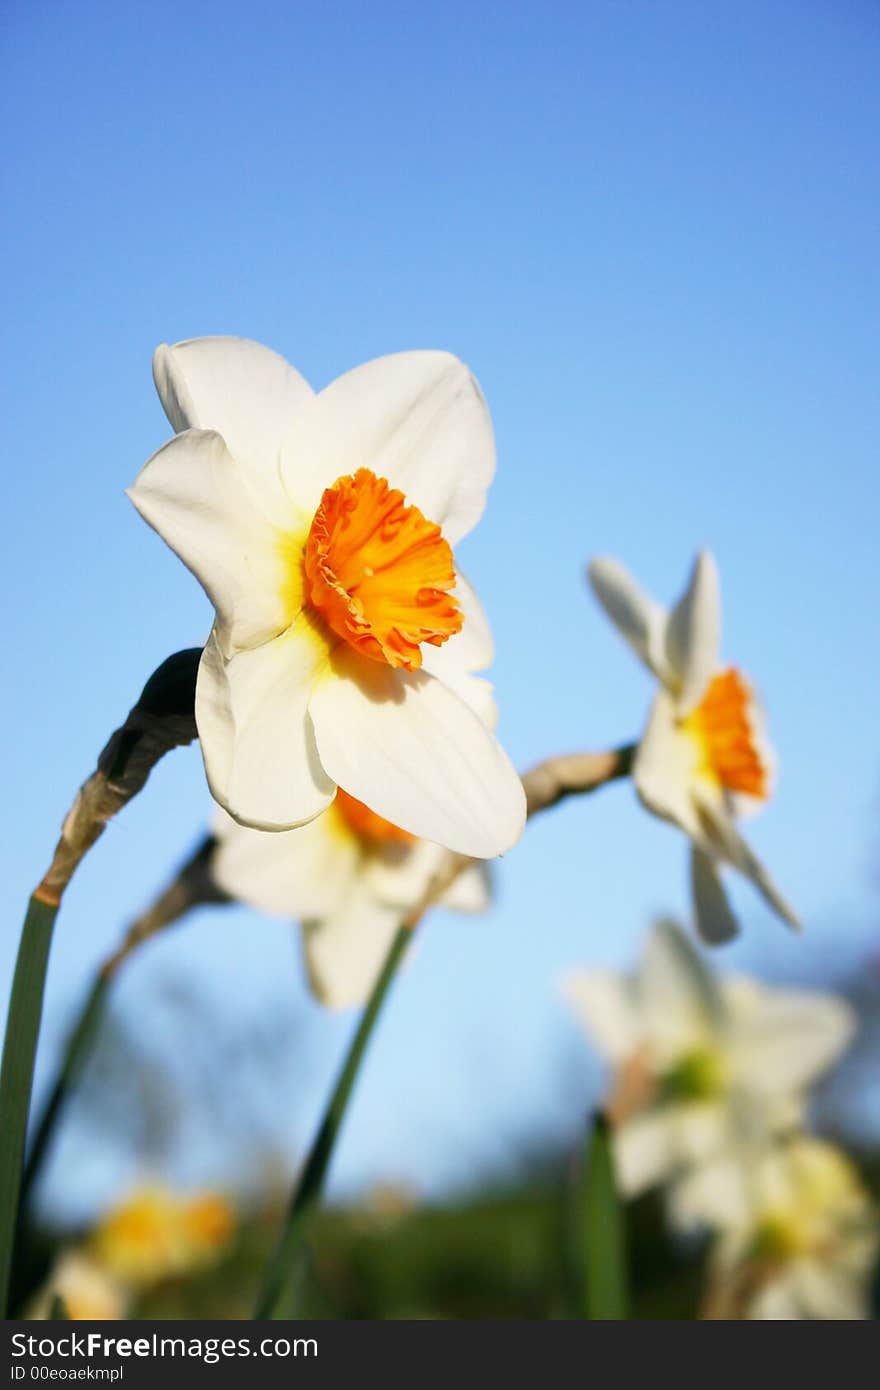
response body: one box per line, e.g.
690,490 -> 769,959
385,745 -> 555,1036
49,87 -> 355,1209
20,832 -> 223,1221
582,1112 -> 629,1320
0,895 -> 59,1315
254,925 -> 411,1320
0,651 -> 200,1318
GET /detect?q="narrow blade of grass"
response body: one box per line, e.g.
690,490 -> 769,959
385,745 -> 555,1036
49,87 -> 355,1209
582,1112 -> 629,1320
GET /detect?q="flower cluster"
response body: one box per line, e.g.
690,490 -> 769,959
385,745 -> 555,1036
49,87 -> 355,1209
566,921 -> 877,1318
4,302 -> 875,1331
126,339 -> 810,993
29,1185 -> 236,1320
104,333 -> 870,1321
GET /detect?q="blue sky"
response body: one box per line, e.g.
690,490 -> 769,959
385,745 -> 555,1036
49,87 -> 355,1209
2,0 -> 878,1217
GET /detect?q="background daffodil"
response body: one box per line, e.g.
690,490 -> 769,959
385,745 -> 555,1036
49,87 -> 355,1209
588,550 -> 798,941
213,789 -> 490,1010
564,921 -> 854,1206
704,1137 -> 879,1320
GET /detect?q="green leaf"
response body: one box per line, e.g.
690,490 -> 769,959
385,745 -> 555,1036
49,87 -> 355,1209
0,895 -> 59,1315
582,1112 -> 629,1320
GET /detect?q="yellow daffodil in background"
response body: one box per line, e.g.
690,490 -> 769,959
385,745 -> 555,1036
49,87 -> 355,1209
703,1137 -> 879,1319
588,550 -> 797,940
89,1186 -> 235,1288
564,921 -> 854,1204
213,778 -> 491,1008
129,338 -> 525,857
29,1251 -> 128,1321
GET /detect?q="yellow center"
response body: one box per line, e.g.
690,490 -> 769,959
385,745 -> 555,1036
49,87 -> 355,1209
91,1189 -> 235,1283
92,1191 -> 182,1281
304,468 -> 463,671
661,1046 -> 727,1101
334,787 -> 416,846
685,668 -> 770,799
751,1144 -> 868,1262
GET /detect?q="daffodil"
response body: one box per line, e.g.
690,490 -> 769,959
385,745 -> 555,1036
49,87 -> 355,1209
564,921 -> 854,1203
213,780 -> 490,1009
90,1186 -> 235,1287
128,337 -> 525,857
588,550 -> 797,940
29,1251 -> 127,1320
702,1137 -> 879,1319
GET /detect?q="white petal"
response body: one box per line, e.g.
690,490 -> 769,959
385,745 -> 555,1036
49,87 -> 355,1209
791,1262 -> 870,1321
670,1153 -> 752,1233
302,899 -> 407,1010
418,573 -> 497,705
561,970 -> 642,1063
669,1101 -> 729,1166
196,626 -> 336,830
308,649 -> 525,858
690,845 -> 740,944
748,1279 -> 803,1320
279,351 -> 495,543
726,985 -> 856,1097
153,337 -> 314,522
613,1112 -> 677,1196
664,550 -> 721,711
362,838 -> 446,910
694,793 -> 801,930
363,838 -> 490,915
633,690 -> 705,840
446,568 -> 494,672
639,919 -> 724,1050
211,807 -> 360,920
441,862 -> 492,913
128,429 -> 298,652
30,1252 -> 127,1322
418,664 -> 498,733
587,556 -> 671,682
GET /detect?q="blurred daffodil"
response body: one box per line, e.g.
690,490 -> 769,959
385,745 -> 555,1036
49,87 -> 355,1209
129,337 -> 524,857
90,1186 -> 235,1287
703,1137 -> 878,1319
588,550 -> 797,940
564,921 -> 854,1203
29,1251 -> 127,1321
213,779 -> 490,1008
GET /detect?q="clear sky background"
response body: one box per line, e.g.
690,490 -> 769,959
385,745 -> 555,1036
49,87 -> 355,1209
2,0 -> 878,1220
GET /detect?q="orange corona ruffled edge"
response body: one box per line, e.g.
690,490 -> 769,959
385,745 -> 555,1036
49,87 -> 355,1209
690,668 -> 770,800
304,468 -> 463,671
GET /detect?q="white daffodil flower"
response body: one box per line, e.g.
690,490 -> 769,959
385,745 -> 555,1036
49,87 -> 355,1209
28,1251 -> 128,1321
563,921 -> 855,1206
702,1137 -> 879,1320
213,785 -> 490,1010
588,549 -> 798,941
128,337 -> 525,857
